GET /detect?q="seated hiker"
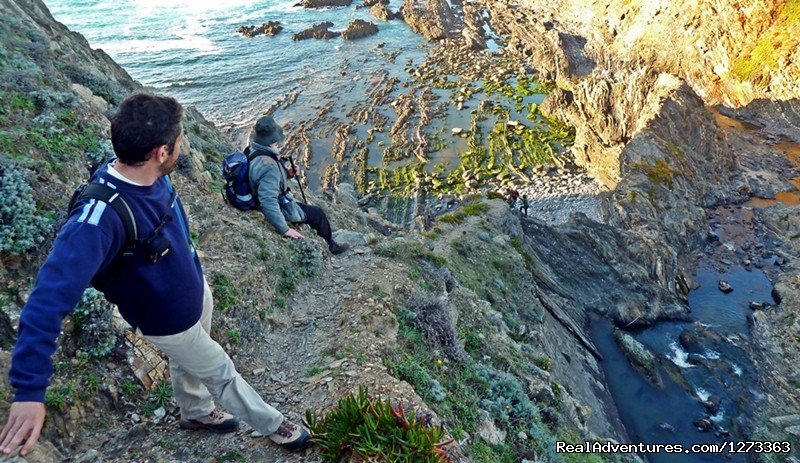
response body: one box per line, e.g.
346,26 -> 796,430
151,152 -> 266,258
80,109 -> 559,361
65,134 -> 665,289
245,116 -> 347,255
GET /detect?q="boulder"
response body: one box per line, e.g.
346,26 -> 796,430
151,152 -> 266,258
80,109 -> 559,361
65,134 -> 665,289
71,83 -> 108,112
693,418 -> 715,432
292,22 -> 341,41
370,2 -> 394,21
333,230 -> 368,246
341,19 -> 379,40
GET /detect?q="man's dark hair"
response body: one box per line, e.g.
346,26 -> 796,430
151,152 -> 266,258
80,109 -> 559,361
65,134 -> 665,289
111,93 -> 183,165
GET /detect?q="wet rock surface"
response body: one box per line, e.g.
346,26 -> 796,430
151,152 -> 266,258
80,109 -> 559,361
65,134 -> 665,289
370,1 -> 395,21
292,21 -> 341,41
400,0 -> 460,41
236,21 -> 283,37
341,19 -> 379,41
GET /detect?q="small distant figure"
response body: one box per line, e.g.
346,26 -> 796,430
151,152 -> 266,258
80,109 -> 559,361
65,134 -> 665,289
521,194 -> 530,216
506,188 -> 520,207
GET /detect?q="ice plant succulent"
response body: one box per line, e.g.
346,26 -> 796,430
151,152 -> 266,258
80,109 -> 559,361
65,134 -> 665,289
305,386 -> 454,462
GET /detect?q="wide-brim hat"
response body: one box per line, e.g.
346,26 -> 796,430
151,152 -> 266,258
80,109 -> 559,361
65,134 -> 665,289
249,116 -> 285,147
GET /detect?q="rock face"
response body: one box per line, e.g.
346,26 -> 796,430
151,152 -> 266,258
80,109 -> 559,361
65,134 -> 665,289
514,213 -> 688,326
301,0 -> 352,8
493,0 -> 799,108
400,0 -> 460,41
486,0 -> 749,258
236,21 -> 283,37
341,19 -> 379,40
751,205 -> 800,441
292,22 -> 341,41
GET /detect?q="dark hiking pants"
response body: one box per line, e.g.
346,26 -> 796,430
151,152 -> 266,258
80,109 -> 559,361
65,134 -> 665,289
296,203 -> 333,246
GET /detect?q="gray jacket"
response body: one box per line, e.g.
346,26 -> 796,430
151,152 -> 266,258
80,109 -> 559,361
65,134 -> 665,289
247,148 -> 306,234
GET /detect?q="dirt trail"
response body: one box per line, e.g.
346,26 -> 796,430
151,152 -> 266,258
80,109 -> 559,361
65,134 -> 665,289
75,241 -> 421,462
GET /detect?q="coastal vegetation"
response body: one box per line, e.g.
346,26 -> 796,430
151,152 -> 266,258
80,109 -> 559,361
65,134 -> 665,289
731,0 -> 800,84
305,386 -> 453,463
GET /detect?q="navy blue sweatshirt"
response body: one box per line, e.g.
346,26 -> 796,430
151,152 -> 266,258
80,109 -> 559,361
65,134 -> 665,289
9,164 -> 204,402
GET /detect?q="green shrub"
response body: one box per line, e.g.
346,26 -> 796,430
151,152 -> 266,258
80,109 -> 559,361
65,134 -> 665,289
211,272 -> 240,311
375,240 -> 446,267
461,202 -> 490,216
305,387 -> 454,462
227,328 -> 242,346
45,383 -> 74,411
288,239 -> 321,276
0,161 -> 52,254
139,381 -> 173,414
475,365 -> 540,428
71,288 -> 118,358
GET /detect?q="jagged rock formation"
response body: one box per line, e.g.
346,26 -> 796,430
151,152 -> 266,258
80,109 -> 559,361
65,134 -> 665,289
400,0 -> 460,41
461,1 -> 487,50
236,21 -> 283,37
292,21 -> 341,40
341,19 -> 379,40
370,1 -> 395,21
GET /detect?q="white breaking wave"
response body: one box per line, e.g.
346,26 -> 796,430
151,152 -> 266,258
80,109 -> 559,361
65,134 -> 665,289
731,362 -> 743,376
695,388 -> 711,402
710,409 -> 725,423
95,36 -> 220,55
262,1 -> 301,13
667,341 -> 694,368
702,349 -> 721,360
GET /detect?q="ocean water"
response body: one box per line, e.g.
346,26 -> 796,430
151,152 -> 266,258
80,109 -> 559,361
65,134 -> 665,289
45,0 -> 425,129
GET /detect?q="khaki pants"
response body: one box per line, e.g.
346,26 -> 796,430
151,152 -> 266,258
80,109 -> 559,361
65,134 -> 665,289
144,281 -> 284,435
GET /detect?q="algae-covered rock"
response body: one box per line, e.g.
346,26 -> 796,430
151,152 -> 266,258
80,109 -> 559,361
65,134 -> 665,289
613,329 -> 663,388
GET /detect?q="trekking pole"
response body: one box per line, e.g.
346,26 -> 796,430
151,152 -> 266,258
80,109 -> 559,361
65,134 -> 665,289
287,155 -> 308,204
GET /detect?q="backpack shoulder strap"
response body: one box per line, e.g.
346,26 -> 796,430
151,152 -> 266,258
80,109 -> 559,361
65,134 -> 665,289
70,183 -> 138,251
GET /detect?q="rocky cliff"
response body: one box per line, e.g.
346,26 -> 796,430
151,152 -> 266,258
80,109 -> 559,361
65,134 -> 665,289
0,1 -> 644,462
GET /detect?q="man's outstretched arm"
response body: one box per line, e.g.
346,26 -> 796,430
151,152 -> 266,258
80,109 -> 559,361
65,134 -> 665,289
1,202 -> 122,455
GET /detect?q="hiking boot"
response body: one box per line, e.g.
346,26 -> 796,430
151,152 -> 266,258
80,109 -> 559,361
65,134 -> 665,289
329,241 -> 349,255
179,409 -> 239,433
268,419 -> 311,452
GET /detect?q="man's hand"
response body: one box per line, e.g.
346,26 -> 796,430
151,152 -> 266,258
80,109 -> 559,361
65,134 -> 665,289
0,402 -> 45,456
283,229 -> 305,240
286,166 -> 300,178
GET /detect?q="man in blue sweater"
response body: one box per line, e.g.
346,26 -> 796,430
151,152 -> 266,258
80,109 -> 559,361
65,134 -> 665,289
0,94 -> 309,456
